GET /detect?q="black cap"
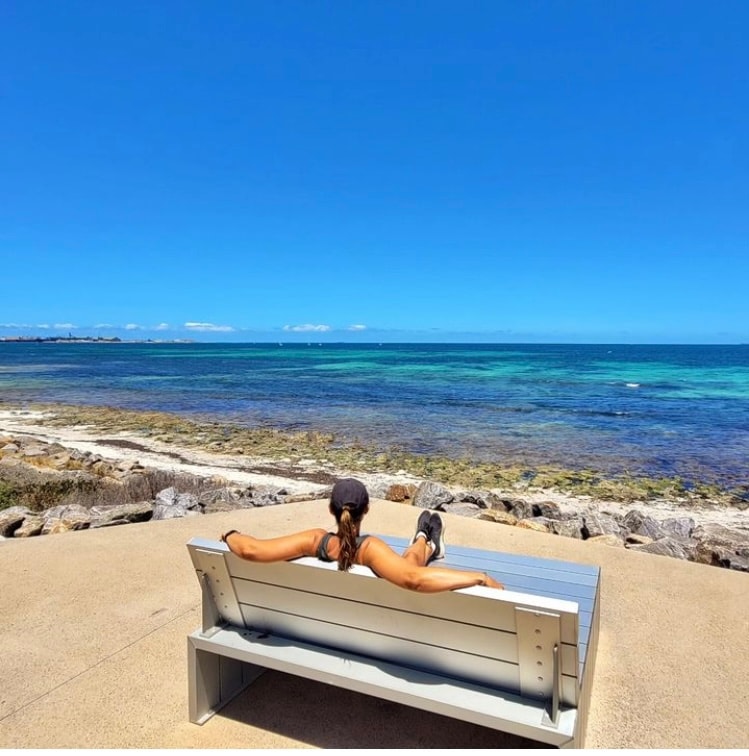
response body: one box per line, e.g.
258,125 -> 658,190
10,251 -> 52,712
330,478 -> 369,509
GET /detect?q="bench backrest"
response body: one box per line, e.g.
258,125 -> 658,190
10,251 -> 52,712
188,535 -> 592,708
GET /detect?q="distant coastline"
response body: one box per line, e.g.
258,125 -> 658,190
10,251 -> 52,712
0,336 -> 194,344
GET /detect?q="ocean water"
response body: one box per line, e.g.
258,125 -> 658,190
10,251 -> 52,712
1,342 -> 748,489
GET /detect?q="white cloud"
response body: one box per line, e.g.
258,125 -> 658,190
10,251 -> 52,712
54,323 -> 77,330
154,322 -> 170,331
37,324 -> 51,329
283,324 -> 332,333
347,324 -> 367,331
124,323 -> 141,331
94,323 -> 113,329
184,321 -> 235,332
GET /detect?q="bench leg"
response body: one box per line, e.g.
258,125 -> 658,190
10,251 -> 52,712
188,638 -> 266,724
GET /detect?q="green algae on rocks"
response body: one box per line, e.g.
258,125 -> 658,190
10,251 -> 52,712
21,402 -> 743,507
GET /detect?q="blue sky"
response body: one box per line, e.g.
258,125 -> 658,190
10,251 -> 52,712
2,1 -> 747,343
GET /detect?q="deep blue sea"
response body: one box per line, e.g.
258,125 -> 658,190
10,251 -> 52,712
1,342 -> 748,489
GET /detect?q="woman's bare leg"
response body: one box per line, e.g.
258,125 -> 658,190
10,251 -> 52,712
401,536 -> 433,566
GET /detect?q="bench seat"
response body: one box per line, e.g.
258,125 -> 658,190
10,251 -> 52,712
187,533 -> 601,748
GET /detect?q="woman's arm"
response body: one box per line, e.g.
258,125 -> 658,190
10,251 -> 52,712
361,538 -> 505,593
222,528 -> 327,562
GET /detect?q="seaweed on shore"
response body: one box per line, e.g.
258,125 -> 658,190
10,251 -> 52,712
19,401 -> 742,507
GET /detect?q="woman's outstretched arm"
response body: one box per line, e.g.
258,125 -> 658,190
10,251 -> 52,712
221,528 -> 327,562
360,538 -> 504,593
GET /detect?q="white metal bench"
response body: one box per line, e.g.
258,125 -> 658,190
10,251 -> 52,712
187,534 -> 601,748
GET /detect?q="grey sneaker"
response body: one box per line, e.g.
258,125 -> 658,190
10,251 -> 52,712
428,512 -> 446,562
411,509 -> 432,545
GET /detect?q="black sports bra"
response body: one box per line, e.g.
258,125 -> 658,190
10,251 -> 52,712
316,532 -> 370,562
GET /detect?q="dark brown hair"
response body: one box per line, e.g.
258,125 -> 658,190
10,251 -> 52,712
329,478 -> 369,572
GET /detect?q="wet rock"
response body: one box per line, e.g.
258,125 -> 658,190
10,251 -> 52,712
413,481 -> 454,510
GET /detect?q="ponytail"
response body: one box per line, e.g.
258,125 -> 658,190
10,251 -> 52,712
336,507 -> 358,572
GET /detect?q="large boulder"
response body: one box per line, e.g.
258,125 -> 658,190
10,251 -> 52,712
581,513 -> 624,539
623,509 -> 666,540
660,517 -> 696,540
692,523 -> 749,572
41,504 -> 92,534
412,481 -> 454,510
0,506 -> 31,537
627,537 -> 695,561
89,501 -> 154,528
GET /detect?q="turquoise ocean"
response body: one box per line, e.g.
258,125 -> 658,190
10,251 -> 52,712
1,342 -> 748,491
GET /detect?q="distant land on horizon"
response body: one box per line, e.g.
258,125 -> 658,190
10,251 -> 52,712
1,336 -> 747,348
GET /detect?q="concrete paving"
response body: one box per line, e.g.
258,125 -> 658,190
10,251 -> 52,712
1,499 -> 747,749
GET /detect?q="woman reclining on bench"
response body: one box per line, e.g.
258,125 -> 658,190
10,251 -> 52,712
221,478 -> 504,594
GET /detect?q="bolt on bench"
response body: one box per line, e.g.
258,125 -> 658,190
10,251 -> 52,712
187,534 -> 601,748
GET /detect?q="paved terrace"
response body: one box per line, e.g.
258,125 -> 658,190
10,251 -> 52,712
1,499 -> 747,749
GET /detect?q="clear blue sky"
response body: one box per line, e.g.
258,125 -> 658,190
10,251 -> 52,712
2,1 -> 747,343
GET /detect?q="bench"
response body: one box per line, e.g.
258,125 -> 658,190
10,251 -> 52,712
186,533 -> 601,748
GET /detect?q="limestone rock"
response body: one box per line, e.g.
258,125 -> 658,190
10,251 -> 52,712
582,513 -> 624,539
623,509 -> 666,540
549,518 -> 585,539
506,499 -> 535,520
442,502 -> 482,518
152,487 -> 202,520
247,486 -> 288,508
41,504 -> 92,534
532,501 -> 563,519
0,506 -> 30,537
412,481 -> 454,510
15,515 -> 45,537
587,534 -> 625,547
456,490 -> 498,509
692,523 -> 749,571
385,483 -> 416,502
89,501 -> 154,527
477,510 -> 518,527
660,517 -> 696,540
516,517 -> 552,533
627,537 -> 694,561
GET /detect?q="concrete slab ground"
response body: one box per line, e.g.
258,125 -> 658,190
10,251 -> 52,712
0,499 -> 747,749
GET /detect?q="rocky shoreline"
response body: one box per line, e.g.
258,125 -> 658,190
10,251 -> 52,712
1,406 -> 747,572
